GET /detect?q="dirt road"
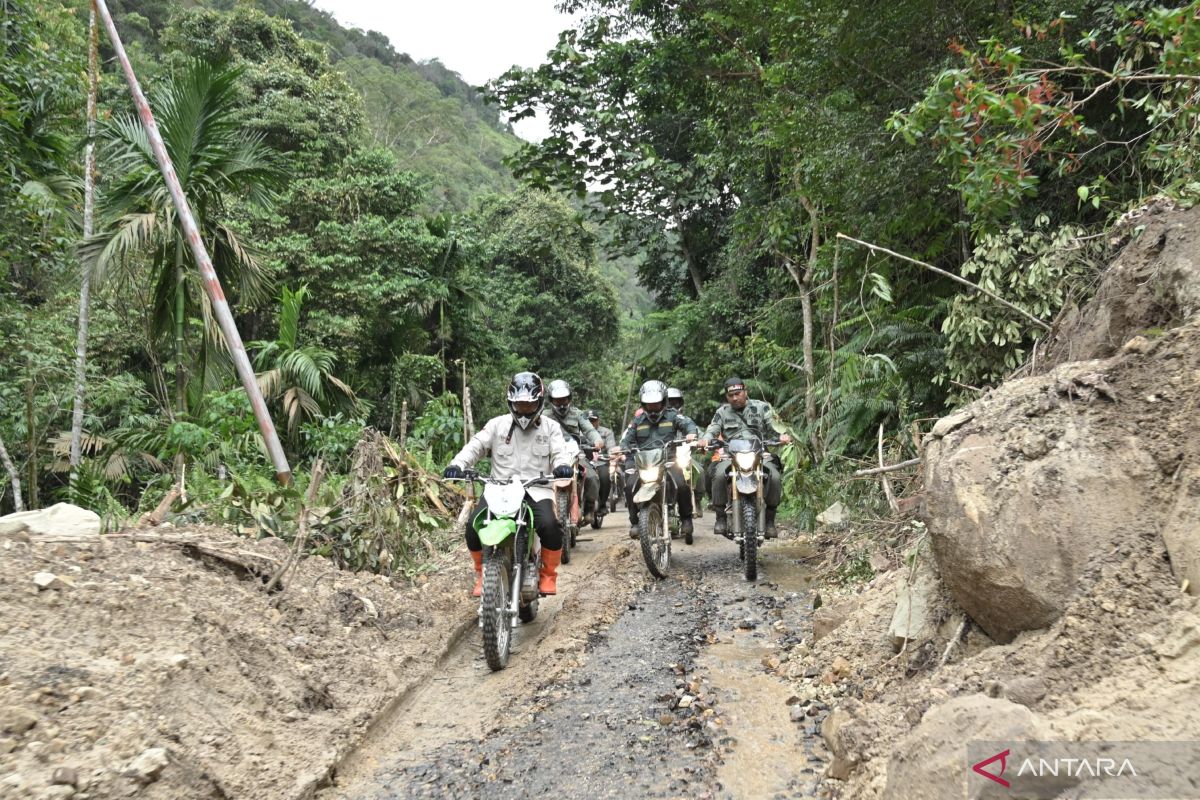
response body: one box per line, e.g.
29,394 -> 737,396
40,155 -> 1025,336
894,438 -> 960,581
322,510 -> 828,799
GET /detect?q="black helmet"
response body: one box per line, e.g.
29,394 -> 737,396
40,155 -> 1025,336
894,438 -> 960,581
723,377 -> 746,394
586,408 -> 599,421
507,372 -> 545,430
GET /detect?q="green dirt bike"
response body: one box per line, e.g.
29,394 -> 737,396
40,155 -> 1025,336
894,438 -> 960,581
718,437 -> 782,581
621,438 -> 690,580
451,471 -> 550,671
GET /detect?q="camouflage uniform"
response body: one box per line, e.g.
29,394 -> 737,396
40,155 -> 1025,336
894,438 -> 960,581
546,405 -> 604,511
619,409 -> 698,525
702,399 -> 786,510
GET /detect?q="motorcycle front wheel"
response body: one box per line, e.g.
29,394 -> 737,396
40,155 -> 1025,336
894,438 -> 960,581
741,501 -> 758,581
481,548 -> 513,671
556,490 -> 572,565
638,503 -> 670,579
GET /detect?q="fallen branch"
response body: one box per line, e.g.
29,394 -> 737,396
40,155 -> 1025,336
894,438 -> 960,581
137,486 -> 180,527
939,618 -> 969,667
836,232 -> 1052,332
853,458 -> 921,477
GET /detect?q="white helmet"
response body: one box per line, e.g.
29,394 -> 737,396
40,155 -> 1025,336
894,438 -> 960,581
639,380 -> 666,404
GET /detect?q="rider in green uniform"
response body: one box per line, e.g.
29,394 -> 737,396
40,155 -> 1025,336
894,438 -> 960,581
698,377 -> 792,538
619,380 -> 698,539
544,380 -> 604,516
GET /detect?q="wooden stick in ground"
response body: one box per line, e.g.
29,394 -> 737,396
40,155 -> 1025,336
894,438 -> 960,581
878,424 -> 899,513
266,457 -> 325,595
835,232 -> 1051,332
853,457 -> 921,477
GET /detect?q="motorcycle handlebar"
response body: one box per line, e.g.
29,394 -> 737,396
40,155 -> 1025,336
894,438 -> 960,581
444,471 -> 552,489
610,438 -> 693,456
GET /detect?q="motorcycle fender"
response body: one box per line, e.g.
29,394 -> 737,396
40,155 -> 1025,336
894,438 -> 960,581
735,473 -> 758,495
634,482 -> 660,504
477,518 -> 516,547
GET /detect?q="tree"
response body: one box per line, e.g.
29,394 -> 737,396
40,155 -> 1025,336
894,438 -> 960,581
250,285 -> 359,440
80,58 -> 281,417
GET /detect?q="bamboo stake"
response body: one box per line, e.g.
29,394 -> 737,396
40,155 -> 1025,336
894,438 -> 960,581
835,232 -> 1051,332
93,0 -> 292,486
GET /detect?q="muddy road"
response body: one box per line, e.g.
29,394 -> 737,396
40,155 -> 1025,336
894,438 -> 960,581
322,510 -> 829,799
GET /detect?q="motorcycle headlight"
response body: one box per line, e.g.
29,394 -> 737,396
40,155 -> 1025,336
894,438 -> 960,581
733,452 -> 757,470
638,467 -> 660,482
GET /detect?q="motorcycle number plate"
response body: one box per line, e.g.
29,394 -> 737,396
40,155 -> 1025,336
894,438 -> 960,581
633,482 -> 659,503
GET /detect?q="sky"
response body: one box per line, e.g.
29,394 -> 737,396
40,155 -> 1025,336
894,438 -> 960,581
310,0 -> 575,142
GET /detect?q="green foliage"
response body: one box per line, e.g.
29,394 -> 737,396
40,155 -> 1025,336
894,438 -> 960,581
940,216 -> 1099,394
250,285 -> 361,439
891,5 -> 1200,230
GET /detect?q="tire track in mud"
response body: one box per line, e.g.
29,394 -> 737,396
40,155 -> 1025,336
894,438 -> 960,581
324,514 -> 829,799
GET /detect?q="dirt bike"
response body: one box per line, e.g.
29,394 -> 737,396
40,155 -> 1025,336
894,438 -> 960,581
554,456 -> 584,565
586,447 -> 608,530
717,437 -> 781,581
606,455 -> 623,513
621,438 -> 689,579
450,472 -> 549,671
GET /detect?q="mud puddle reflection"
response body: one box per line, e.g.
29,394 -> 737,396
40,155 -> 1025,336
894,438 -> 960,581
701,539 -> 826,799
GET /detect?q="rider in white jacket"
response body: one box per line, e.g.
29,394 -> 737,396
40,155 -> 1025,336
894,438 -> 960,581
445,372 -> 573,596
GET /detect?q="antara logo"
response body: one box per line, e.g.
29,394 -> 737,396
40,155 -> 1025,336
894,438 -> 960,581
971,748 -> 1139,789
972,749 -> 1011,788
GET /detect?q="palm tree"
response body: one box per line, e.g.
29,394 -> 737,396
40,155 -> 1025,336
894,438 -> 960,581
251,285 -> 360,439
79,58 -> 281,416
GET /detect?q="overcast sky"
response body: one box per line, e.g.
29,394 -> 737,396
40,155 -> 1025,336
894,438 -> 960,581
311,0 -> 575,141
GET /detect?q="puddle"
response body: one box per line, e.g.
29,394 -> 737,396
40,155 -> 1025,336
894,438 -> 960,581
760,541 -> 818,594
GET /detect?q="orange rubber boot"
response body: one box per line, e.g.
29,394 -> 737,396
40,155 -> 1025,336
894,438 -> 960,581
538,548 -> 562,595
470,550 -> 483,597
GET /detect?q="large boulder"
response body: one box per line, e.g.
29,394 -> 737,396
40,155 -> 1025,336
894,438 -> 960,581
0,503 -> 101,538
923,361 -> 1160,642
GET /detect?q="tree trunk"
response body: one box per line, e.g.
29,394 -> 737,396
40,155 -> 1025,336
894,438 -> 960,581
672,212 -> 704,297
0,431 -> 23,512
25,342 -> 38,510
174,237 -> 187,415
783,196 -> 822,452
69,1 -> 100,483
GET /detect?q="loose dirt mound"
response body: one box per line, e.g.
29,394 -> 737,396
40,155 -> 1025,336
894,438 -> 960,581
0,526 -> 474,799
773,204 -> 1200,799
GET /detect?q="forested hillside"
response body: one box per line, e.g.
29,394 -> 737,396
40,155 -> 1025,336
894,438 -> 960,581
3,0 -> 1198,542
0,0 -> 622,546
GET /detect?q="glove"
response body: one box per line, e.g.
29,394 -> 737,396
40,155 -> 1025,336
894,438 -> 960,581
443,465 -> 464,480
552,465 -> 573,479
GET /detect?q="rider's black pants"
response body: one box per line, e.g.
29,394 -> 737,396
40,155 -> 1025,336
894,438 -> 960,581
465,496 -> 562,552
624,463 -> 693,524
597,464 -> 611,512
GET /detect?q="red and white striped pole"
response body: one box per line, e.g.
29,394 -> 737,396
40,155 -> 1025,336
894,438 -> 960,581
93,0 -> 293,486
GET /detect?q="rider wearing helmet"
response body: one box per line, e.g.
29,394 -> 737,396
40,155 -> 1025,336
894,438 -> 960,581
666,387 -> 705,520
544,379 -> 605,518
444,372 -> 574,596
697,377 -> 792,538
587,409 -> 617,517
618,380 -> 698,539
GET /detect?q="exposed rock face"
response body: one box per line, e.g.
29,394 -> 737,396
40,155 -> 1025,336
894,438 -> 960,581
1042,201 -> 1200,365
